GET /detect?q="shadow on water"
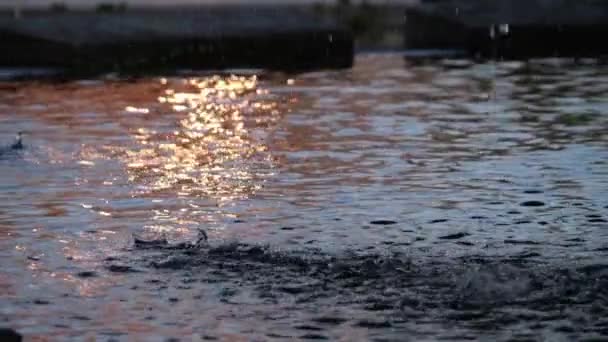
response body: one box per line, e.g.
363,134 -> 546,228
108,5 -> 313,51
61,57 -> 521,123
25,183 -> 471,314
106,238 -> 608,340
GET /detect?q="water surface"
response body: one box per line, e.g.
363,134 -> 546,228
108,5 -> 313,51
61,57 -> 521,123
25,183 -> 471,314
1,54 -> 607,340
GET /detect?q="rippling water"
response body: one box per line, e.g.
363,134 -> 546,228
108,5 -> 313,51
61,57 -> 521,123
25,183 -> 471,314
1,54 -> 608,340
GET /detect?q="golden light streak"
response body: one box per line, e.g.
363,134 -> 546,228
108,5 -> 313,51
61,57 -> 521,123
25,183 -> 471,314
121,74 -> 283,237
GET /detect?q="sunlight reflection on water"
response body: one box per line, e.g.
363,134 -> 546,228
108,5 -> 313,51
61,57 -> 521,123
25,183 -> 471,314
126,75 -> 276,200
120,75 -> 282,238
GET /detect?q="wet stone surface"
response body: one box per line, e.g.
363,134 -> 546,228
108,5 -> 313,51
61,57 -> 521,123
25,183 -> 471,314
0,54 -> 608,340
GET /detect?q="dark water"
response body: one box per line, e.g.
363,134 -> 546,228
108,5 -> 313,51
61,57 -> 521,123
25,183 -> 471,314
1,54 -> 607,340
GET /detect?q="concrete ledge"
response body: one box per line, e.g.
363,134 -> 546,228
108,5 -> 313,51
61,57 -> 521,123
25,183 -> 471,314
404,0 -> 608,59
0,8 -> 354,74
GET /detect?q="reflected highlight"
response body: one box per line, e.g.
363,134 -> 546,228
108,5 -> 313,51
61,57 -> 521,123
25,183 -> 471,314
124,75 -> 282,205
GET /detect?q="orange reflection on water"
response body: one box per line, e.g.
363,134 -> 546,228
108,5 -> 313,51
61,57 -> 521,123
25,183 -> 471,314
125,75 -> 281,205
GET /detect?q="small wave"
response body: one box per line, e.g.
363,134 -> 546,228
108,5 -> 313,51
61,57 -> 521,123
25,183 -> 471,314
0,145 -> 23,160
115,239 -> 608,337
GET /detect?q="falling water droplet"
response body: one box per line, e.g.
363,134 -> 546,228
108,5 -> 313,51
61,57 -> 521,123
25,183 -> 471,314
499,24 -> 510,35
